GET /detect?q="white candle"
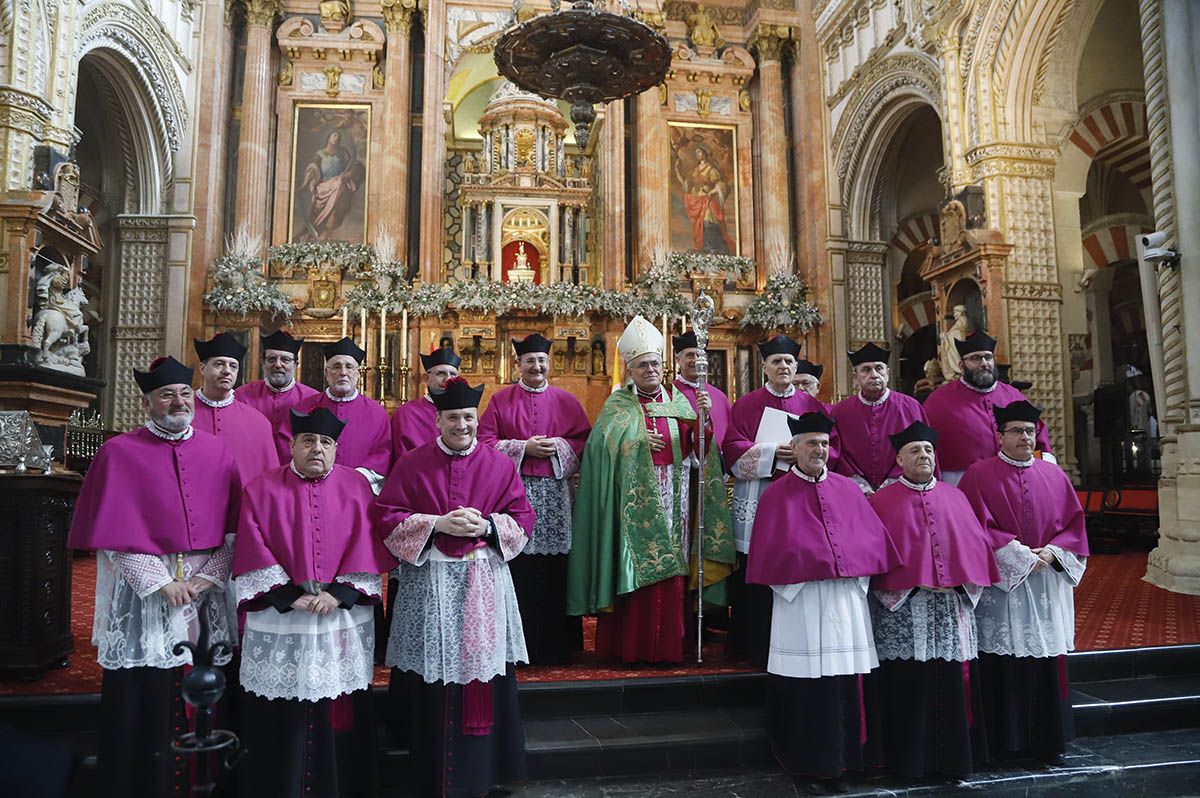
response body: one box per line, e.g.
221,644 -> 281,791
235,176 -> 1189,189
379,306 -> 388,359
359,308 -> 368,351
341,305 -> 349,339
401,308 -> 409,362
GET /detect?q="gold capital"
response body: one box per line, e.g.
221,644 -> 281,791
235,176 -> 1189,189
382,0 -> 417,34
243,0 -> 281,27
750,24 -> 790,64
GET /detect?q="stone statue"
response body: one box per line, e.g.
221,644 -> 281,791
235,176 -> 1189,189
564,156 -> 577,178
938,304 -> 971,381
463,151 -> 477,174
31,262 -> 91,376
580,156 -> 593,181
319,0 -> 351,32
686,6 -> 725,50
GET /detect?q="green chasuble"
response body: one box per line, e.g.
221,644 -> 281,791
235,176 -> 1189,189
567,385 -> 735,616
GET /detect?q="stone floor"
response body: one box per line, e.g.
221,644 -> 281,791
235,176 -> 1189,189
498,728 -> 1200,798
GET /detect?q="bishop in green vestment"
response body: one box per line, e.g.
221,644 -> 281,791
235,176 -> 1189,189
568,315 -> 734,663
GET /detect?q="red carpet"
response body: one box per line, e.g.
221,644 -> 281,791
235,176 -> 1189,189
3,550 -> 1198,697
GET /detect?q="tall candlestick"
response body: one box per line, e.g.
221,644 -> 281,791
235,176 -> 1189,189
379,306 -> 388,355
342,306 -> 349,339
401,308 -> 409,360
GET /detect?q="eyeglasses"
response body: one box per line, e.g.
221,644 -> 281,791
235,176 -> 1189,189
963,353 -> 995,364
1003,426 -> 1037,438
264,355 -> 295,365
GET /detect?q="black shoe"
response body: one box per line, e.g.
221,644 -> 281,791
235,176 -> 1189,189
1040,752 -> 1066,767
828,777 -> 851,793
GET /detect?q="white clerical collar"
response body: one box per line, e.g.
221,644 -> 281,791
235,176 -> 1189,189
289,461 -> 333,482
196,389 -> 235,408
146,421 -> 193,441
998,451 -> 1035,468
900,475 -> 937,491
857,388 -> 891,407
790,465 -> 828,483
424,393 -> 436,404
676,376 -> 701,389
268,379 -> 296,394
765,383 -> 796,399
518,379 -> 549,394
960,376 -> 998,394
437,437 -> 477,457
636,385 -> 663,401
326,387 -> 359,403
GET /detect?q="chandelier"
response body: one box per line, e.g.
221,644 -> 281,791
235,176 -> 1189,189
493,0 -> 671,148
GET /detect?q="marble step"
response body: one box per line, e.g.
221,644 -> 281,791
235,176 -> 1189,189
457,728 -> 1200,798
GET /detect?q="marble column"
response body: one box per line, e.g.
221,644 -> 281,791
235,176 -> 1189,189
635,88 -> 670,270
1139,0 -> 1200,594
418,0 -> 449,283
600,100 -> 626,290
380,0 -> 415,246
751,25 -> 792,268
233,0 -> 280,249
787,30 -> 834,383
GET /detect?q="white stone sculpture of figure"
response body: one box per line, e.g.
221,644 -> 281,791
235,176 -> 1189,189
31,263 -> 91,375
938,304 -> 971,381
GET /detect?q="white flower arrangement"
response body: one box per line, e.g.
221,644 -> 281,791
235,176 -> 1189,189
666,251 -> 753,281
740,270 -> 822,332
202,227 -> 294,319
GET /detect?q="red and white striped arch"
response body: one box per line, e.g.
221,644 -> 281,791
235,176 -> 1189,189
1065,100 -> 1152,199
889,212 -> 940,257
1081,222 -> 1153,271
896,292 -> 938,339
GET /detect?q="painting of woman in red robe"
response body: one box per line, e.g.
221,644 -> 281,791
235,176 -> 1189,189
669,124 -> 738,255
289,104 -> 370,243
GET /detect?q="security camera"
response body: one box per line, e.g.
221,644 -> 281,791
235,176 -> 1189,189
1139,231 -> 1181,266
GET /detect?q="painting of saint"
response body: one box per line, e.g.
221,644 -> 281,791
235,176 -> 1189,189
668,123 -> 738,255
288,104 -> 370,243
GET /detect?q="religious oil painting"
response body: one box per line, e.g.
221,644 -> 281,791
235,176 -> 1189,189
288,103 -> 371,244
668,122 -> 740,256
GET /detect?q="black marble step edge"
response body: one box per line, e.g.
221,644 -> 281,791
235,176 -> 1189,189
2,642 -> 1197,725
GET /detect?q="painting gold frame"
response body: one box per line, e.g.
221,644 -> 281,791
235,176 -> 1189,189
287,102 -> 372,244
667,121 -> 741,257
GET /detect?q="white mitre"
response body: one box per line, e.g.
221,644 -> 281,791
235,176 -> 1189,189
617,315 -> 664,364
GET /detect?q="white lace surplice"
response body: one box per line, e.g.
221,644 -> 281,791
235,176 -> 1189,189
237,567 -> 381,702
93,539 -> 236,670
384,513 -> 529,685
870,587 -> 979,663
494,436 -> 580,555
767,576 -> 878,679
976,543 -> 1086,658
731,443 -> 776,554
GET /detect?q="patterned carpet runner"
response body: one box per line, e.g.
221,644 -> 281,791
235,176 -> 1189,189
2,550 -> 1197,697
